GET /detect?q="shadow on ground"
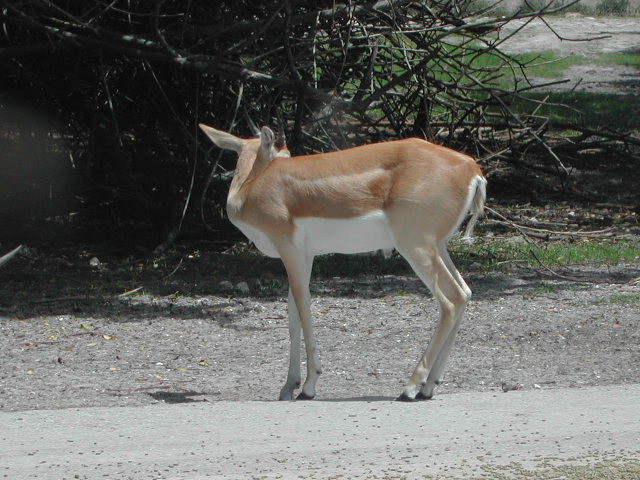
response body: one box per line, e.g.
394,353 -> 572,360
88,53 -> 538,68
2,248 -> 638,323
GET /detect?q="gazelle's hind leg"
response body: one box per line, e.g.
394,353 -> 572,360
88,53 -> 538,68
417,244 -> 471,399
395,243 -> 470,401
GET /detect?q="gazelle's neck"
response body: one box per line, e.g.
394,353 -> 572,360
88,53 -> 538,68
229,152 -> 253,190
227,145 -> 272,217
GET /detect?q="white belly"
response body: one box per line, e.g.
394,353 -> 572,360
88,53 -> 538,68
232,211 -> 395,258
294,211 -> 394,255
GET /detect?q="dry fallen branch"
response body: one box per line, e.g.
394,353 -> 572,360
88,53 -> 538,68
485,207 -> 615,240
0,246 -> 23,269
527,250 -> 602,284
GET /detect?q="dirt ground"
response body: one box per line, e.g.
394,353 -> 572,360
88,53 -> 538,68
1,251 -> 639,411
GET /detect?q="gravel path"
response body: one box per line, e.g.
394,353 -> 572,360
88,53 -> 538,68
2,384 -> 639,479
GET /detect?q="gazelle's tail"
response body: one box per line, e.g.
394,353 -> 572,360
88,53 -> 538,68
462,176 -> 487,243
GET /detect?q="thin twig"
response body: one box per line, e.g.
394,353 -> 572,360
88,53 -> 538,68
161,258 -> 184,280
527,249 -> 613,284
0,245 -> 23,268
118,287 -> 144,298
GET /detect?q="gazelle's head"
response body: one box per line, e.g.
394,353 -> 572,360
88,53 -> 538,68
198,124 -> 290,165
258,125 -> 291,161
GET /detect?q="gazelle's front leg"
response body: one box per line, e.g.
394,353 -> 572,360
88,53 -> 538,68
276,244 -> 319,400
278,254 -> 315,401
278,288 -> 302,400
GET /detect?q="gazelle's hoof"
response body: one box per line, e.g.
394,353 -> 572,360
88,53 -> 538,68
415,391 -> 434,401
296,391 -> 315,400
395,393 -> 417,402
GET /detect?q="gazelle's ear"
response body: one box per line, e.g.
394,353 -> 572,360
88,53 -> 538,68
260,126 -> 275,153
199,124 -> 244,153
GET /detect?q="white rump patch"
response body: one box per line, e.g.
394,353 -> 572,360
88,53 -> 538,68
293,211 -> 395,255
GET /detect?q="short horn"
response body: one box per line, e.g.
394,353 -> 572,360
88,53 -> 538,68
274,123 -> 286,149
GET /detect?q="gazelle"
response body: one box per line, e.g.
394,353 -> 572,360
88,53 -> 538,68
200,124 -> 486,401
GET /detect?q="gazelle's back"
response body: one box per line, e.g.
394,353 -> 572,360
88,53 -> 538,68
248,138 -> 482,223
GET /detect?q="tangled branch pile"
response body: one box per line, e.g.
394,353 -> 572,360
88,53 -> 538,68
1,0 -> 636,249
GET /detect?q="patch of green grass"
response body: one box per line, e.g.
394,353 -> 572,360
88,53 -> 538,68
510,52 -> 586,79
499,50 -> 639,85
529,51 -> 640,76
595,53 -> 640,68
508,91 -> 640,130
449,239 -> 640,271
558,128 -> 583,137
393,290 -> 413,296
504,50 -> 639,81
596,0 -> 630,15
528,285 -> 560,296
593,293 -> 640,305
532,242 -> 639,265
305,240 -> 640,279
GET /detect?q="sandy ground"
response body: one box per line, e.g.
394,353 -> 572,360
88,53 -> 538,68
500,15 -> 640,93
501,16 -> 640,56
1,261 -> 639,410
